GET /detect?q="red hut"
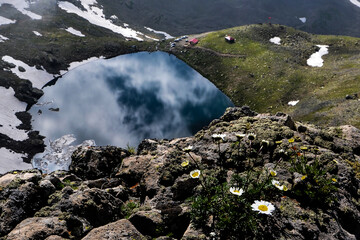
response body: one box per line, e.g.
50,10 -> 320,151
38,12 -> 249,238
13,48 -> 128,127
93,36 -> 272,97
189,38 -> 199,45
225,35 -> 235,43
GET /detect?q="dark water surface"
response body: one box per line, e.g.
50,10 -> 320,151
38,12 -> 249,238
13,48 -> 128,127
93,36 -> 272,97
30,51 -> 233,148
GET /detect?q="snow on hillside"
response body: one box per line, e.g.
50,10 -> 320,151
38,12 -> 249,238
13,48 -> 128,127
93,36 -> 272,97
0,16 -> 16,26
0,34 -> 9,42
349,0 -> 360,7
307,45 -> 329,67
33,31 -> 42,36
57,0 -> 144,40
2,56 -> 54,89
0,0 -> 41,20
0,86 -> 29,141
270,37 -> 281,45
145,27 -> 174,40
288,100 -> 299,106
0,148 -> 30,174
65,27 -> 85,37
299,17 -> 307,23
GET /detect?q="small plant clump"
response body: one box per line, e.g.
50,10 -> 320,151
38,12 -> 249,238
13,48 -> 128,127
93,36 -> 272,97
186,132 -> 338,239
126,143 -> 136,155
122,200 -> 140,219
287,140 -> 338,206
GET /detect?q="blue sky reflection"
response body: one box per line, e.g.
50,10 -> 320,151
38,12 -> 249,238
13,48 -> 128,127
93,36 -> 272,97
30,51 -> 233,148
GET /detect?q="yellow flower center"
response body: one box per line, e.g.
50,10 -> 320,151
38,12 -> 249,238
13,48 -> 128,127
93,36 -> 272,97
270,171 -> 277,176
192,172 -> 199,178
181,161 -> 189,167
258,205 -> 268,212
234,189 -> 240,193
332,178 -> 337,182
301,175 -> 307,180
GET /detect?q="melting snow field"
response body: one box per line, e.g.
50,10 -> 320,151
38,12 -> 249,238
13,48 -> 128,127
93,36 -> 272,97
307,45 -> 329,67
65,27 -> 85,37
299,17 -> 307,23
0,0 -> 42,20
0,34 -> 9,42
288,100 -> 299,106
0,148 -> 30,174
0,16 -> 16,25
33,31 -> 42,36
145,27 -> 174,40
57,0 -> 144,40
270,37 -> 281,45
0,86 -> 29,141
2,56 -> 54,89
349,0 -> 360,7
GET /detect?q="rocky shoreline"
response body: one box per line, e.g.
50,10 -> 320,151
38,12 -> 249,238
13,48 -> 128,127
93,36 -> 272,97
0,107 -> 359,239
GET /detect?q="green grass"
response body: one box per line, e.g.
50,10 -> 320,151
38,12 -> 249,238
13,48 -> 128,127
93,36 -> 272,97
171,24 -> 360,127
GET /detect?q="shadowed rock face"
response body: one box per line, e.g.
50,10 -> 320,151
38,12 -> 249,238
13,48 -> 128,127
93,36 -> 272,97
99,0 -> 360,37
0,107 -> 359,239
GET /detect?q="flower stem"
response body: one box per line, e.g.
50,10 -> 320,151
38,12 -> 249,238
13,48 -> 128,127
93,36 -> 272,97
188,152 -> 201,170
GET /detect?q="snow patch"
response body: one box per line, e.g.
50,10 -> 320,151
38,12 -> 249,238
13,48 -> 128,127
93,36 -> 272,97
270,37 -> 281,45
65,27 -> 85,37
0,16 -> 16,25
0,0 -> 42,20
145,26 -> 174,40
0,148 -> 30,174
2,55 -> 54,89
307,45 -> 329,67
0,86 -> 29,141
57,0 -> 144,40
288,100 -> 299,106
299,17 -> 307,23
110,15 -> 118,20
349,0 -> 360,8
0,34 -> 9,42
32,134 -> 95,173
33,31 -> 42,36
60,56 -> 103,75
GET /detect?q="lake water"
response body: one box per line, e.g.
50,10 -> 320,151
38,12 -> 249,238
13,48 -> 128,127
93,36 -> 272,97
30,51 -> 233,149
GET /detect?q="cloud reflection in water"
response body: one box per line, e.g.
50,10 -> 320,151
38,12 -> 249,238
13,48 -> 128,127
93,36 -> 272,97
30,51 -> 233,147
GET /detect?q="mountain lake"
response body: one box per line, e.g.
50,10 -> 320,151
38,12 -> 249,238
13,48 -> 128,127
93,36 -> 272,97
30,51 -> 234,150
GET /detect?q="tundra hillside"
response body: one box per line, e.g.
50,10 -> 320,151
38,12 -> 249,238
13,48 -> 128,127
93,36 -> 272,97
164,24 -> 360,128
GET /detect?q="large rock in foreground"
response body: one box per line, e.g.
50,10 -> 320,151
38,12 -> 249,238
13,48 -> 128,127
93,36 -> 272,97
0,107 -> 359,239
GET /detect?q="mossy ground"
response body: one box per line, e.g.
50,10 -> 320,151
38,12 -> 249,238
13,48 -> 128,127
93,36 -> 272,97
165,24 -> 360,128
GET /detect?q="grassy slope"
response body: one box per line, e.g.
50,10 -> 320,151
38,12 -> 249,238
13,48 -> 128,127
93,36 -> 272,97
166,24 -> 360,128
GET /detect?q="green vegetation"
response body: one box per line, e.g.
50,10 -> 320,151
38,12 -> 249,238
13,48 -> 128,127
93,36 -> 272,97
187,131 -> 338,238
126,143 -> 136,155
63,179 -> 79,190
346,159 -> 360,179
122,200 -> 140,219
287,142 -> 338,206
169,24 -> 360,128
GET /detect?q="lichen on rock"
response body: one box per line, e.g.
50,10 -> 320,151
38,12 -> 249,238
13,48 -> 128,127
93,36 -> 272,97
0,107 -> 359,239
